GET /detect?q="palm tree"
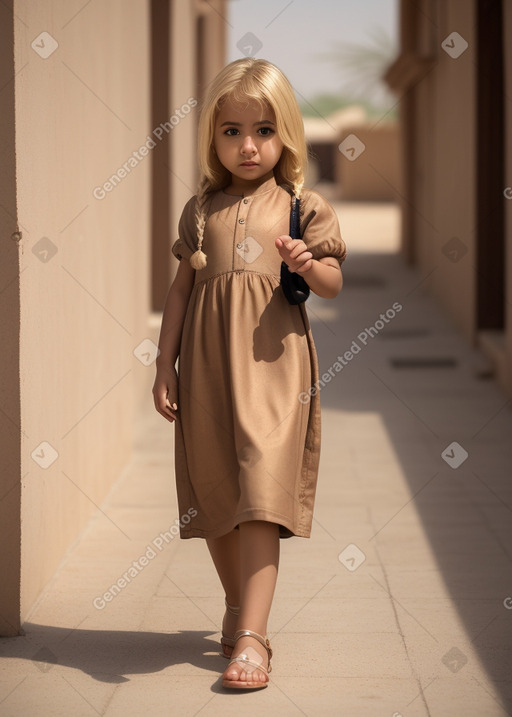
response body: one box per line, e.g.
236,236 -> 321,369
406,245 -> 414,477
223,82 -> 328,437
301,24 -> 398,118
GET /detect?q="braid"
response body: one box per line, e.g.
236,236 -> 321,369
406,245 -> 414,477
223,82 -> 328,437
290,180 -> 305,232
190,176 -> 212,269
292,180 -> 303,201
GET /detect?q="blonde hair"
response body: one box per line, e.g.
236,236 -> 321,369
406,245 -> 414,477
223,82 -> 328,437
189,58 -> 308,269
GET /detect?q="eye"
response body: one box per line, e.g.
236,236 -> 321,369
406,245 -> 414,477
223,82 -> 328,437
258,127 -> 274,136
224,128 -> 239,136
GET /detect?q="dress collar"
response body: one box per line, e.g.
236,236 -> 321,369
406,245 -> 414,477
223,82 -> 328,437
222,173 -> 278,198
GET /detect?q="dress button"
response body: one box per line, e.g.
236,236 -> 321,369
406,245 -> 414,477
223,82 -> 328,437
238,218 -> 245,224
237,243 -> 243,249
243,198 -> 249,204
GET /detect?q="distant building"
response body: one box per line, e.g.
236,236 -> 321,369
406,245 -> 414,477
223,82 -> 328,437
304,107 -> 402,201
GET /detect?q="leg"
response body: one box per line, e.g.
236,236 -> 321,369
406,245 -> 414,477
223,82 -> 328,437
206,528 -> 241,649
206,528 -> 241,606
223,520 -> 280,685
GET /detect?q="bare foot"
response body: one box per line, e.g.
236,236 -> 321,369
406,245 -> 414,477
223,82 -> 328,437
222,634 -> 270,686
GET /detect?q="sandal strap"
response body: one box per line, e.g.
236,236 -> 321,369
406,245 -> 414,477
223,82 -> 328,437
233,629 -> 273,662
224,598 -> 240,615
226,654 -> 269,675
220,635 -> 235,648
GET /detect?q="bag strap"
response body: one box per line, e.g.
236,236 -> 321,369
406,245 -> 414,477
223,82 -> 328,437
289,196 -> 301,239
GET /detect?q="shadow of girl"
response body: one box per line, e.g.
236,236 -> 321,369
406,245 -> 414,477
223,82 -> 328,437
3,623 -> 222,683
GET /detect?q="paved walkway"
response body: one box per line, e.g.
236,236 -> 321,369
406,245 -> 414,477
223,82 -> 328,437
1,202 -> 512,716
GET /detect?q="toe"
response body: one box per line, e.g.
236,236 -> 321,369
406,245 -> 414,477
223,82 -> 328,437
224,664 -> 241,682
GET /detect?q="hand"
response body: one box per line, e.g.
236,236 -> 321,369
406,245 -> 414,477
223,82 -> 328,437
152,365 -> 179,423
275,235 -> 313,274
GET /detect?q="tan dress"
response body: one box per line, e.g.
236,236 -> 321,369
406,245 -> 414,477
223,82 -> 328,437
171,174 -> 347,539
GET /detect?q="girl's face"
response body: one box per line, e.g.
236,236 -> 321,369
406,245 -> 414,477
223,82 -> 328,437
214,95 -> 283,189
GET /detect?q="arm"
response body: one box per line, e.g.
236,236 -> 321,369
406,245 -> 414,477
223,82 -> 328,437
152,259 -> 195,423
298,256 -> 343,299
275,236 -> 343,299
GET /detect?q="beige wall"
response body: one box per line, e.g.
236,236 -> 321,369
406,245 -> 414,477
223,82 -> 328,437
387,0 -> 511,398
15,0 -> 152,627
412,2 -> 477,339
1,0 -> 226,636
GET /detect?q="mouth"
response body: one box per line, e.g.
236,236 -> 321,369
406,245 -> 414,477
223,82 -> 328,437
240,161 -> 258,167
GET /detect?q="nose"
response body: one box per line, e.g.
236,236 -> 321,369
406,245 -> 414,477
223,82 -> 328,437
240,134 -> 257,156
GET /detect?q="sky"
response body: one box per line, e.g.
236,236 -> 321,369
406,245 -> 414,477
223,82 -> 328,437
226,0 -> 399,106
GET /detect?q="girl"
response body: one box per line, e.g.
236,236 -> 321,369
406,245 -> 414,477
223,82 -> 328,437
152,58 -> 346,690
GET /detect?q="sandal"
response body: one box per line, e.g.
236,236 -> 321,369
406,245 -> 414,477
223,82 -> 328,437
221,629 -> 273,690
220,599 -> 240,658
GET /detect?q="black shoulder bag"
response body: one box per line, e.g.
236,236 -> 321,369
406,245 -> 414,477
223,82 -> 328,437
280,196 -> 310,305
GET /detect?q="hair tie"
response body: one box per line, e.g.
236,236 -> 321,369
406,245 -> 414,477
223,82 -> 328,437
190,249 -> 207,270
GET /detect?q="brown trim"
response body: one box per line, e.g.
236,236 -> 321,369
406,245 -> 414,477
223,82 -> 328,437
0,0 -> 21,636
476,0 -> 505,329
150,0 -> 172,312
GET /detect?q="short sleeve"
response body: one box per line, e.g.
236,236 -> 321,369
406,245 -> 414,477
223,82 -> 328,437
171,195 -> 198,262
300,190 -> 347,266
